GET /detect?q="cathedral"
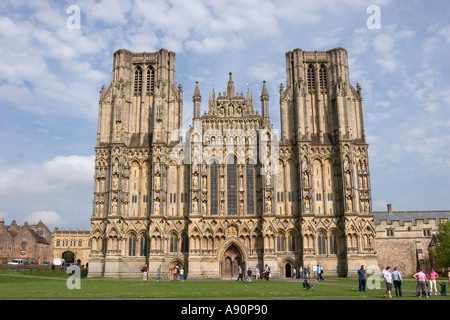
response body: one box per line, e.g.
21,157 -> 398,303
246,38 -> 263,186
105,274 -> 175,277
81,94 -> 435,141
88,47 -> 378,279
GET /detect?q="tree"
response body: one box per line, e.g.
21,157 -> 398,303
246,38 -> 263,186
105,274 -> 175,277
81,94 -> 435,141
432,222 -> 450,273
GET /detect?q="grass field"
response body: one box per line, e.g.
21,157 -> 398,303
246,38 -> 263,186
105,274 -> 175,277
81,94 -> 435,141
0,269 -> 449,301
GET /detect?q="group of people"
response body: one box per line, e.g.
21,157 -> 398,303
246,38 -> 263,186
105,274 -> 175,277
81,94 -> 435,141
237,264 -> 272,283
296,265 -> 325,281
357,264 -> 448,298
141,264 -> 180,281
235,264 -> 325,282
413,268 -> 446,298
172,265 -> 185,281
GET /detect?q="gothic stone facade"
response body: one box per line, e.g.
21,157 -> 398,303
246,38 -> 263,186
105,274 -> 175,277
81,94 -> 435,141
88,48 -> 378,279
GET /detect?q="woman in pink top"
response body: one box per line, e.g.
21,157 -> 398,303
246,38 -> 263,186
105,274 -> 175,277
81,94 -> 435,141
426,269 -> 439,296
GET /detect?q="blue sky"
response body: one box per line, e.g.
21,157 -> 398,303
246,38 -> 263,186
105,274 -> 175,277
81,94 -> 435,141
0,0 -> 449,230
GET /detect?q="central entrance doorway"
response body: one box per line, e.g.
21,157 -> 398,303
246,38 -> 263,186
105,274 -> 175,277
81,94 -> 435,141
222,243 -> 244,279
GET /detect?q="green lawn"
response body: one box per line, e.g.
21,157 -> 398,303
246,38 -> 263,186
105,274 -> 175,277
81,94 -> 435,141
0,270 -> 449,300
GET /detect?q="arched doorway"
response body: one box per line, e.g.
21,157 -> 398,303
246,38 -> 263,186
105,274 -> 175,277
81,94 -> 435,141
169,259 -> 184,280
280,258 -> 295,278
285,263 -> 292,278
62,251 -> 75,263
221,243 -> 244,279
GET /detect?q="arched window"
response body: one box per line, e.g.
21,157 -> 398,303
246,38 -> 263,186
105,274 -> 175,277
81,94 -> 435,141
318,233 -> 326,254
147,66 -> 155,93
246,161 -> 255,214
139,235 -> 148,256
227,157 -> 237,215
21,242 -> 27,251
307,65 -> 315,90
134,66 -> 142,93
169,234 -> 178,252
329,232 -> 338,254
128,233 -> 137,256
319,65 -> 327,90
210,162 -> 218,215
288,232 -> 296,251
277,233 -> 285,252
181,233 -> 189,252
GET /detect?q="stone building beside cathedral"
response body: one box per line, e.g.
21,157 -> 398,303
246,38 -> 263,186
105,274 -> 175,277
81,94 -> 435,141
88,47 -> 378,279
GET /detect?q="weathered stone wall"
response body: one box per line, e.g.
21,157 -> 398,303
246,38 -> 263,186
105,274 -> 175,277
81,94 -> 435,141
375,238 -> 419,276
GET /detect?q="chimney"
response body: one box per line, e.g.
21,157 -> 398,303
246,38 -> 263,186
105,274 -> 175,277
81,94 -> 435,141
387,204 -> 392,214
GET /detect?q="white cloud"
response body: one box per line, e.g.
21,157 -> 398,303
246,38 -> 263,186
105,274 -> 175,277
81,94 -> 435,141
83,0 -> 133,25
185,36 -> 227,55
0,155 -> 95,196
248,61 -> 282,84
25,210 -> 67,229
437,24 -> 450,43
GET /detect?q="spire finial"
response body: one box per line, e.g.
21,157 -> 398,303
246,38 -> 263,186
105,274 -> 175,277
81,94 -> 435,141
227,72 -> 235,98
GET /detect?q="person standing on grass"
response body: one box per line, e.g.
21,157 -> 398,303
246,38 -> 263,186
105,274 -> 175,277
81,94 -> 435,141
173,266 -> 178,281
255,266 -> 260,280
383,266 -> 393,299
392,267 -> 403,297
357,265 -> 366,292
157,265 -> 161,281
180,267 -> 184,281
426,269 -> 439,296
142,264 -> 148,281
305,264 -> 310,279
247,267 -> 252,284
414,269 -> 429,298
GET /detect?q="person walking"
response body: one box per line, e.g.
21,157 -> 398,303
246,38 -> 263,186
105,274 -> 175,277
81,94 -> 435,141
414,269 -> 429,298
263,264 -> 271,281
237,266 -> 243,281
392,267 -> 403,297
292,267 -> 296,279
426,269 -> 439,296
383,266 -> 393,298
299,266 -> 303,279
317,265 -> 324,281
156,265 -> 161,281
357,265 -> 366,292
255,266 -> 260,280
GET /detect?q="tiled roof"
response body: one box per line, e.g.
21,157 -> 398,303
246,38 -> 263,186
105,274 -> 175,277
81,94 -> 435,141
374,211 -> 450,226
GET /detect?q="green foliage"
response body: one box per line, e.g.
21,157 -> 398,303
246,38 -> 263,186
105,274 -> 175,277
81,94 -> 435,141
434,221 -> 450,271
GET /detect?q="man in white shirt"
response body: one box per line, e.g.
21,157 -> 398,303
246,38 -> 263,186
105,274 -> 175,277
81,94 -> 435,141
383,266 -> 393,298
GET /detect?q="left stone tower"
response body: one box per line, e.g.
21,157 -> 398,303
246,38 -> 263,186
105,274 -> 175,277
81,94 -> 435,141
89,49 -> 183,278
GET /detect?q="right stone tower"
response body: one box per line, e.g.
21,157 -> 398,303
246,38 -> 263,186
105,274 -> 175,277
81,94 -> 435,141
281,48 -> 377,276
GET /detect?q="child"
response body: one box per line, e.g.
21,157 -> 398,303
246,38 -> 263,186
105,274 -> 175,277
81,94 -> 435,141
439,282 -> 447,296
